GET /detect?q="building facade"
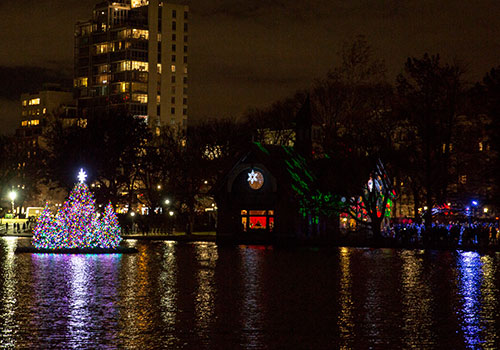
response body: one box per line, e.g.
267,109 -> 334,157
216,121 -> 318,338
17,87 -> 76,150
74,0 -> 188,130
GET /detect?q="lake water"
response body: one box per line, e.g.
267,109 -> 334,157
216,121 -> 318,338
1,237 -> 499,349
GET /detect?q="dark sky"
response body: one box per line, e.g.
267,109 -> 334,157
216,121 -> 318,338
1,0 -> 499,134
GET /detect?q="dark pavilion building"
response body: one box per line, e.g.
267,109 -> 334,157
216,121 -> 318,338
215,99 -> 343,244
215,98 -> 395,244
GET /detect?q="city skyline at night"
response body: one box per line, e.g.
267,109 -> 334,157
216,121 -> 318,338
1,0 -> 499,133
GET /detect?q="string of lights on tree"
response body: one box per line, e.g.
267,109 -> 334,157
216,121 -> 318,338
32,169 -> 122,250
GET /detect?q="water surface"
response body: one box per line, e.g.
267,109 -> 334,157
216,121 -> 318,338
0,237 -> 499,349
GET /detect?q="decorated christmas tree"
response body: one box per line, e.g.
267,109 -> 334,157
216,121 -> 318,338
31,169 -> 122,250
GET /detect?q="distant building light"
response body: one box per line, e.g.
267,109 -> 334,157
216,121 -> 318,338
484,208 -> 488,213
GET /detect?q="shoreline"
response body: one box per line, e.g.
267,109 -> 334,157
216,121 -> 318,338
4,233 -> 500,253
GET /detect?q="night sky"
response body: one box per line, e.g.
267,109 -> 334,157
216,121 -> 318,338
1,0 -> 499,134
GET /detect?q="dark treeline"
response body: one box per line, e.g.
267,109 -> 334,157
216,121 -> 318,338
1,36 -> 498,235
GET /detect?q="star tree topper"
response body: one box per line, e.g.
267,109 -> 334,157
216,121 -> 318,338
78,168 -> 87,183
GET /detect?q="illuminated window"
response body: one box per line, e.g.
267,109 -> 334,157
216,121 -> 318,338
479,142 -> 483,151
22,111 -> 27,116
131,29 -> 149,39
171,65 -> 176,73
131,0 -> 149,8
22,100 -> 27,106
119,82 -> 129,93
157,33 -> 161,41
97,64 -> 110,74
95,43 -> 110,54
157,63 -> 162,73
22,121 -> 28,126
96,75 -> 109,84
240,209 -> 274,232
74,77 -> 88,87
42,108 -> 47,114
29,98 -> 40,105
184,66 -> 188,74
117,61 -> 149,72
132,93 -> 147,103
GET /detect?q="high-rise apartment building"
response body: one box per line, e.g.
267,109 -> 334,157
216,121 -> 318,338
74,0 -> 188,130
17,86 -> 76,150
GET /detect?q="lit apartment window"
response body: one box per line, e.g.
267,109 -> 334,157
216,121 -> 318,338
29,98 -> 40,105
132,94 -> 148,103
74,77 -> 88,87
131,29 -> 149,39
157,33 -> 161,41
22,121 -> 28,126
95,43 -> 110,54
184,66 -> 188,74
42,108 -> 47,114
479,142 -> 483,151
22,100 -> 27,106
171,65 -> 176,72
119,82 -> 129,93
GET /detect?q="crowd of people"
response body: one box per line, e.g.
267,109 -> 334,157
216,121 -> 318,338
384,221 -> 500,248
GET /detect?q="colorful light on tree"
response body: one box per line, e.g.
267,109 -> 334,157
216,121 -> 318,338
32,170 -> 122,250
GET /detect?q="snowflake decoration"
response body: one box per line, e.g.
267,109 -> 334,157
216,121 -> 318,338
248,170 -> 258,184
78,168 -> 87,183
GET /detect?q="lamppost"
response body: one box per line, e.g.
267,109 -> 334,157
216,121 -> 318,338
9,191 -> 16,217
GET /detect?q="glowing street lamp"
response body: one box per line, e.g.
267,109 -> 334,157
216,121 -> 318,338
165,199 -> 171,205
169,210 -> 174,217
9,191 -> 17,215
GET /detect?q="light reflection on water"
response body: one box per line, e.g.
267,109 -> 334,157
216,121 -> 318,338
1,237 -> 500,349
400,250 -> 436,347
